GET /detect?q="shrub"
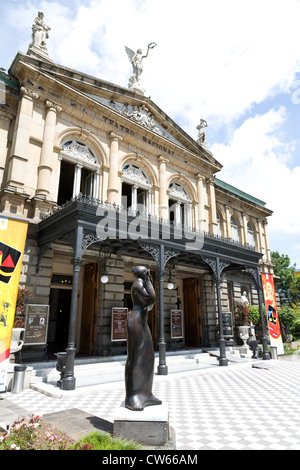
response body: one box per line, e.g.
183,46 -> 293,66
70,431 -> 142,450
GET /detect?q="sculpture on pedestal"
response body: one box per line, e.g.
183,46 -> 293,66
125,266 -> 162,411
196,119 -> 208,145
29,12 -> 51,53
125,43 -> 157,95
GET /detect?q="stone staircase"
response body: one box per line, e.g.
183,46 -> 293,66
27,351 -> 220,389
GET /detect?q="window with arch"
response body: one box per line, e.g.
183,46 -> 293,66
247,222 -> 255,247
57,140 -> 100,205
230,216 -> 239,242
121,163 -> 151,215
168,181 -> 192,227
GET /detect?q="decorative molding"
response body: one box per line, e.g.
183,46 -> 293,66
20,87 -> 39,101
82,229 -> 106,253
168,182 -> 190,202
46,100 -> 62,113
202,256 -> 230,282
122,163 -> 150,186
139,242 -> 179,272
61,140 -> 97,165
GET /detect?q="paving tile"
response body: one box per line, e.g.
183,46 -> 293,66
1,360 -> 300,450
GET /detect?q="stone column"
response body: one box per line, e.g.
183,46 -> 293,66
207,178 -> 218,235
107,132 -> 122,204
36,100 -> 62,197
242,212 -> 248,244
185,203 -> 192,228
225,205 -> 232,238
93,169 -> 101,199
146,190 -> 151,216
158,156 -> 169,220
7,87 -> 39,189
72,164 -> 83,198
0,110 -> 14,187
196,174 -> 206,231
263,220 -> 272,264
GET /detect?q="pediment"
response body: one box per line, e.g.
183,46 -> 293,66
86,94 -> 182,145
9,52 -> 222,173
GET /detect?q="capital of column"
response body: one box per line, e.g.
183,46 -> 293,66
0,109 -> 15,122
158,155 -> 169,165
196,173 -> 205,182
20,86 -> 39,101
45,100 -> 62,113
206,177 -> 215,186
109,131 -> 123,142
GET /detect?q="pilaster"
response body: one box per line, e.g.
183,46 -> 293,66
107,132 -> 122,204
196,174 -> 206,231
158,156 -> 169,220
7,87 -> 39,190
36,100 -> 62,197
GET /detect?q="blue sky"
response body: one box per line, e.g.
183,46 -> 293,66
1,0 -> 300,268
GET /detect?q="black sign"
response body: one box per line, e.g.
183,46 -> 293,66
222,312 -> 233,337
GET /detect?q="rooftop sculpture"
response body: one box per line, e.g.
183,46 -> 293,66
29,11 -> 51,53
125,43 -> 157,95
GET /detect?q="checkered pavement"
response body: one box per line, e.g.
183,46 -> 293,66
2,359 -> 300,450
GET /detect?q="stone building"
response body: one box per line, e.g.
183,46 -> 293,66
0,15 -> 273,369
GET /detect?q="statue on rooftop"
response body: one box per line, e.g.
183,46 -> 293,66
125,266 -> 162,411
197,119 -> 208,145
125,43 -> 157,95
29,12 -> 51,52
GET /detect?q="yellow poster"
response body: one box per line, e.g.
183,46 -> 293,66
0,217 -> 28,391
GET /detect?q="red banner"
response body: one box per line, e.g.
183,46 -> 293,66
261,273 -> 284,355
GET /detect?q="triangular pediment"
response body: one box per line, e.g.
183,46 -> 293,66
9,52 -> 222,173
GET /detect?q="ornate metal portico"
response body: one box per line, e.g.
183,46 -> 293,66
38,195 -> 270,390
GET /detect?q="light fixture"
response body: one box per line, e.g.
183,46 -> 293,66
167,259 -> 176,290
99,242 -> 111,285
101,274 -> 109,284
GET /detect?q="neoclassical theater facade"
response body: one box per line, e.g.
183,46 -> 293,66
0,15 -> 274,361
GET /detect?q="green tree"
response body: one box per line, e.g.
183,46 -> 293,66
271,251 -> 300,306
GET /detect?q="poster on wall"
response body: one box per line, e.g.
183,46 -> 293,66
261,273 -> 284,355
24,304 -> 49,345
0,217 -> 28,392
111,308 -> 128,342
222,312 -> 233,337
171,310 -> 183,339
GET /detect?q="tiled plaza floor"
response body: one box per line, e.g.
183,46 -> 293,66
1,358 -> 300,450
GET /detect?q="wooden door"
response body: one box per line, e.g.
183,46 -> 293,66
183,277 -> 201,347
79,263 -> 98,355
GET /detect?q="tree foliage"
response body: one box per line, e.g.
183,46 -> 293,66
271,251 -> 300,306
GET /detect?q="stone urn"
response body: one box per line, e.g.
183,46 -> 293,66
238,325 -> 250,347
9,328 -> 25,362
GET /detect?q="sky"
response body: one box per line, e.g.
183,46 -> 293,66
1,0 -> 300,268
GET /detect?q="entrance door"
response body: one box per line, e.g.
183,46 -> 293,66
79,263 -> 98,355
183,277 -> 201,347
48,288 -> 72,353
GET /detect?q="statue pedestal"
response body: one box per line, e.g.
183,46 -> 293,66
113,401 -> 169,447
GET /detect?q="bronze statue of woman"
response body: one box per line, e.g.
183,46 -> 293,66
125,266 -> 162,411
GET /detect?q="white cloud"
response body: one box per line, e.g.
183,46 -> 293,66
212,107 -> 300,236
4,0 -> 300,132
2,0 -> 300,262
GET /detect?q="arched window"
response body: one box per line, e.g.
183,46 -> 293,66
57,140 -> 100,205
216,213 -> 222,237
121,163 -> 151,215
247,222 -> 255,247
230,216 -> 239,242
168,182 -> 192,227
